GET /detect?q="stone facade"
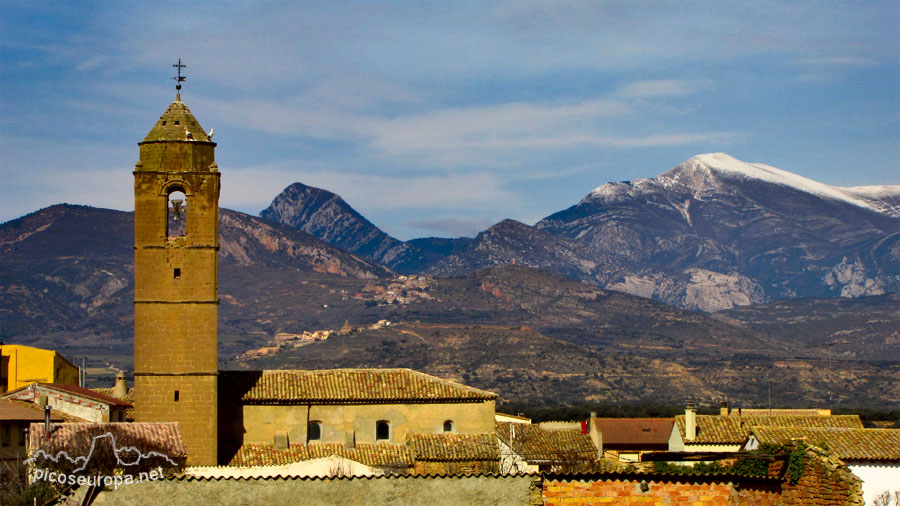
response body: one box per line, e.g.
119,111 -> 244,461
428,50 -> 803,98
242,401 -> 496,447
133,94 -> 219,466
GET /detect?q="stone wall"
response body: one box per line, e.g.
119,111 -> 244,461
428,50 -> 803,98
241,401 -> 496,446
88,448 -> 864,506
90,474 -> 538,506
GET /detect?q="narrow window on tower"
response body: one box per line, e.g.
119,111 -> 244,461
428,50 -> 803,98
174,390 -> 180,402
174,268 -> 181,279
167,190 -> 187,238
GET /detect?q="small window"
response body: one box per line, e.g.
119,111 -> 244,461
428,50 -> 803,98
308,421 -> 322,441
174,268 -> 181,279
173,120 -> 180,126
375,421 -> 390,441
174,390 -> 179,402
443,420 -> 454,433
161,121 -> 167,125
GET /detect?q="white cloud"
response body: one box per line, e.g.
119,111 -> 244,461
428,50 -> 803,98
221,164 -> 517,215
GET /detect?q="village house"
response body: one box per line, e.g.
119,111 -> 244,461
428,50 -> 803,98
495,420 -> 599,473
747,426 -> 900,505
2,382 -> 131,423
215,368 -> 499,475
0,399 -> 64,478
674,402 -> 863,453
0,344 -> 79,393
592,417 -> 682,462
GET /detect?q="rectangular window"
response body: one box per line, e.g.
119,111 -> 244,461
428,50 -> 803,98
308,421 -> 322,441
174,268 -> 181,279
174,390 -> 179,402
376,421 -> 390,441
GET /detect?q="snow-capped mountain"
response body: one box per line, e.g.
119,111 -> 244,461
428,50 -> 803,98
428,154 -> 898,310
259,154 -> 898,311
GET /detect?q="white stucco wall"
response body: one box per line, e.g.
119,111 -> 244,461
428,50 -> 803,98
847,462 -> 900,506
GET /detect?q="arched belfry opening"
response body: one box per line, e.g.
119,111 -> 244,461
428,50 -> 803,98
167,190 -> 187,238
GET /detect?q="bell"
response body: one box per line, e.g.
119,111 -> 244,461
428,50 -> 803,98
170,199 -> 184,221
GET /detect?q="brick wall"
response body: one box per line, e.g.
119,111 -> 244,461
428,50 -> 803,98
541,448 -> 863,505
543,477 -> 775,505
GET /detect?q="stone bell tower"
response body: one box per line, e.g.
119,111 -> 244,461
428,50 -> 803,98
133,68 -> 219,466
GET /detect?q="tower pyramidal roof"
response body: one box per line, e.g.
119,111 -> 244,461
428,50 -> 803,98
142,94 -> 213,143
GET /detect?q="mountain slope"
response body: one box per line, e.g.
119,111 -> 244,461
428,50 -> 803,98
259,182 -> 474,273
0,204 -> 392,338
422,153 -> 898,310
260,182 -> 411,264
536,153 -> 899,309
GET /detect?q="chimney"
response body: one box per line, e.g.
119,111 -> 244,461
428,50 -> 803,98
44,405 -> 51,433
588,411 -> 603,460
720,400 -> 729,417
685,403 -> 697,441
113,371 -> 127,399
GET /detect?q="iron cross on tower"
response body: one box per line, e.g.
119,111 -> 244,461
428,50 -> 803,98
172,58 -> 186,91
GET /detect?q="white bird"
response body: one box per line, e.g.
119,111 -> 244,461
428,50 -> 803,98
184,127 -> 193,140
207,128 -> 214,140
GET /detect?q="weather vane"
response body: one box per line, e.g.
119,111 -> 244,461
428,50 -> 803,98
172,58 -> 186,91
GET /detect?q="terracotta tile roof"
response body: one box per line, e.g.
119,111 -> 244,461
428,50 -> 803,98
34,383 -> 132,407
28,422 -> 186,458
92,387 -> 135,419
751,427 -> 900,462
229,443 -> 413,468
593,418 -> 674,447
675,414 -> 864,444
495,422 -> 597,463
225,369 -> 497,404
737,409 -> 831,417
0,399 -> 64,421
405,433 -> 499,461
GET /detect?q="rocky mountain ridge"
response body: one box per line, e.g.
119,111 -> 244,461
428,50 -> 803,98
260,153 -> 897,311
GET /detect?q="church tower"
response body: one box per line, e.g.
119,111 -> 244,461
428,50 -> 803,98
133,75 -> 219,466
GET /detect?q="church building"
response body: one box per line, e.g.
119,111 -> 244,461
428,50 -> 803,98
132,70 -> 499,470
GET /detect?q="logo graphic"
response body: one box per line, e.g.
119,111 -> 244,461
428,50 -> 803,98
26,431 -> 180,472
27,431 -> 180,489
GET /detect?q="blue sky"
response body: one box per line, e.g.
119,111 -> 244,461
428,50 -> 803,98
1,1 -> 897,240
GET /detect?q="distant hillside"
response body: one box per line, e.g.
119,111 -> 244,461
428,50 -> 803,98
714,294 -> 900,362
4,205 -> 899,409
238,321 -> 900,409
0,204 -> 391,339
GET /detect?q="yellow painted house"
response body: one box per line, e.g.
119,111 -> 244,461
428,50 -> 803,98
0,344 -> 79,392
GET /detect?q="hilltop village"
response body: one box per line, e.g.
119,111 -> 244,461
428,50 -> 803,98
3,91 -> 898,506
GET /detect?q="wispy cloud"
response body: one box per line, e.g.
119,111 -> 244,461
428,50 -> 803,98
405,216 -> 497,237
222,165 -> 517,214
797,56 -> 878,66
618,79 -> 715,98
